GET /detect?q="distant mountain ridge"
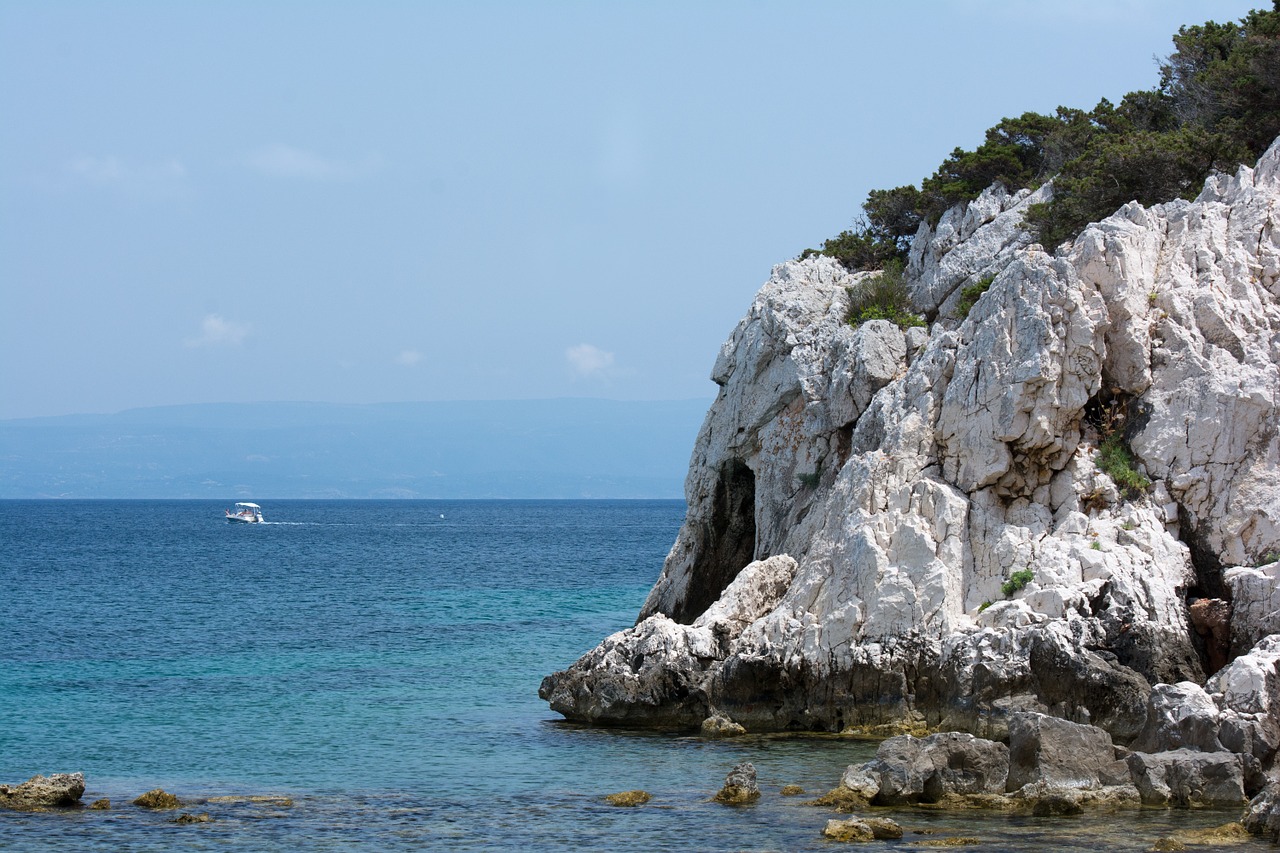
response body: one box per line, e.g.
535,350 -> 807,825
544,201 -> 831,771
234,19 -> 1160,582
0,399 -> 711,499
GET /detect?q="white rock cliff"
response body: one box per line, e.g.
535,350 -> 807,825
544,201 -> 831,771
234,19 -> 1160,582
542,139 -> 1280,757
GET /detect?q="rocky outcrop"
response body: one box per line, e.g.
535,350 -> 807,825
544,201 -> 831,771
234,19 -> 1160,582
1006,712 -> 1127,790
1126,749 -> 1246,807
539,555 -> 797,725
0,773 -> 85,810
853,732 -> 1009,805
713,762 -> 760,805
543,137 -> 1280,774
823,816 -> 903,842
835,712 -> 1257,810
1245,782 -> 1280,842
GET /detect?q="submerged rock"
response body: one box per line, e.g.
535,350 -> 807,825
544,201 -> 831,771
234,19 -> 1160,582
0,773 -> 86,810
917,839 -> 981,848
1169,822 -> 1250,843
604,790 -> 650,807
206,794 -> 295,807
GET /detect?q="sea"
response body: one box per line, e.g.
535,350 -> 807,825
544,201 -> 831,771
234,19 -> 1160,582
0,499 -> 1267,851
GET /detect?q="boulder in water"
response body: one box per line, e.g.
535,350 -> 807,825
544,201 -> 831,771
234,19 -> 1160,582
0,773 -> 85,810
133,788 -> 181,809
713,762 -> 760,805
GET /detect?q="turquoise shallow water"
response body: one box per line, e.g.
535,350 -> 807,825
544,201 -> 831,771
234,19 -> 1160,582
0,500 -> 1267,851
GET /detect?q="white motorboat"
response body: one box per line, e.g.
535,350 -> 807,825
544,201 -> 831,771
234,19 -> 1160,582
225,502 -> 265,523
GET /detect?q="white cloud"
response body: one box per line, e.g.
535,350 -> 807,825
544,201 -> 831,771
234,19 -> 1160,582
395,349 -> 423,366
247,144 -> 376,180
59,155 -> 186,194
566,343 -> 615,378
185,314 -> 250,348
66,155 -> 125,184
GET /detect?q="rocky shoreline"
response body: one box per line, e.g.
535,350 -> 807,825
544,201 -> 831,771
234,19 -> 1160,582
542,138 -> 1280,841
0,774 -> 293,824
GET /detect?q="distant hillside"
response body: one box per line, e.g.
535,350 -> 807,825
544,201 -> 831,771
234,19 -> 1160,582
0,399 -> 711,499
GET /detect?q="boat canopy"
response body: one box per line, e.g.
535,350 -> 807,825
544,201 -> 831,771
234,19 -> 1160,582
234,502 -> 261,509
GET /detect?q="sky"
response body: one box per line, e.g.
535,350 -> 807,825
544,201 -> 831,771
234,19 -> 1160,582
0,0 -> 1264,420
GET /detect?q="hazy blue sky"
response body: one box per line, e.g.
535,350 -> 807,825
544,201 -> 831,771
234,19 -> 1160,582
1,0 -> 1262,419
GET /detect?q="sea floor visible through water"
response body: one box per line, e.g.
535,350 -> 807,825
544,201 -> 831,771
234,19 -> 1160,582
0,500 -> 1267,851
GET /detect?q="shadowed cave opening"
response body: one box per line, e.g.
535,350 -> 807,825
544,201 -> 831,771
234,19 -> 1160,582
673,458 -> 757,624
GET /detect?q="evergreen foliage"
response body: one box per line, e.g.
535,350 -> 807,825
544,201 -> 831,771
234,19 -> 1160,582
956,275 -> 995,318
803,4 -> 1280,267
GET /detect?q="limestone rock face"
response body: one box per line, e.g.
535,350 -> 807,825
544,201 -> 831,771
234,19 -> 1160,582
906,183 -> 1048,317
544,138 -> 1280,752
1126,750 -> 1246,807
1006,712 -> 1120,791
539,555 -> 797,726
1244,781 -> 1280,842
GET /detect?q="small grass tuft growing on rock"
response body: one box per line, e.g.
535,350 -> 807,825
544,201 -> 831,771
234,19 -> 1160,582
1095,434 -> 1151,498
846,260 -> 925,330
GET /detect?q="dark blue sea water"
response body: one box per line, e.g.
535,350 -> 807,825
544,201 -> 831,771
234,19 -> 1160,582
0,500 -> 1265,851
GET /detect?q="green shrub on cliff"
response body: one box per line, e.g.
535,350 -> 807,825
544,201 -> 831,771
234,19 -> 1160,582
1001,569 -> 1034,597
956,275 -> 995,318
803,4 -> 1280,264
799,227 -> 898,271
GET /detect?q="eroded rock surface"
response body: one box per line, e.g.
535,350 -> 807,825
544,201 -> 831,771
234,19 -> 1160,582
713,762 -> 760,805
0,773 -> 85,810
542,138 -> 1280,785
